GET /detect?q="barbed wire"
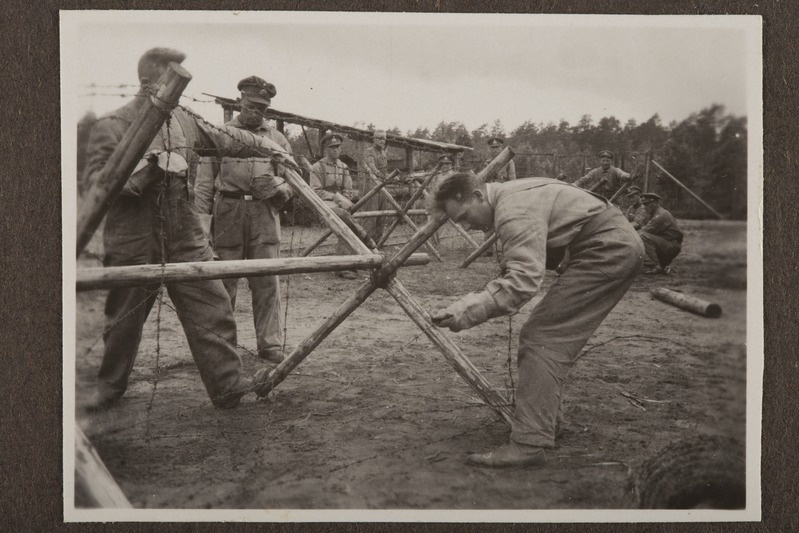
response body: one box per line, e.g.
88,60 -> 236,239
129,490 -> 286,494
77,94 -> 483,418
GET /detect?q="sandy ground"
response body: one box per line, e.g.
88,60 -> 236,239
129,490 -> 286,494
74,218 -> 747,510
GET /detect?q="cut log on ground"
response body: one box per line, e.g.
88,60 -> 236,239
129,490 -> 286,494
651,287 -> 722,318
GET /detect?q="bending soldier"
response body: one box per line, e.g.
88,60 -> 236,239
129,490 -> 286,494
432,173 -> 643,467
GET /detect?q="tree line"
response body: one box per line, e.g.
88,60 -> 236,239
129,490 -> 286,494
77,103 -> 747,220
290,104 -> 747,220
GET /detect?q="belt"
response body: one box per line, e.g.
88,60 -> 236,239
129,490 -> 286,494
220,191 -> 255,201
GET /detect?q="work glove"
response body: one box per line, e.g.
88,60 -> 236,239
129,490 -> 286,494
333,193 -> 354,211
122,150 -> 189,196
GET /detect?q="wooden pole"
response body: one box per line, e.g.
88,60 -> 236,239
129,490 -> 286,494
651,160 -> 725,220
353,209 -> 427,218
279,164 -> 373,254
651,288 -> 722,318
74,427 -> 132,508
299,170 -> 398,257
256,147 -> 518,424
447,220 -> 482,250
460,233 -> 498,268
376,163 -> 442,250
405,147 -> 414,172
76,254 -> 430,291
373,177 -> 443,260
76,63 -> 191,256
385,276 -> 514,425
644,150 -> 652,192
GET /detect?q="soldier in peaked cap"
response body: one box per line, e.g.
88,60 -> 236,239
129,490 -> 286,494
573,149 -> 631,200
311,132 -> 377,279
84,50 -> 295,412
637,193 -> 683,275
481,136 -> 517,256
194,75 -> 294,365
624,185 -> 650,230
361,129 -> 390,242
484,136 -> 516,183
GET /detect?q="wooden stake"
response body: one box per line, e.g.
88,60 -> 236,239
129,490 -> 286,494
74,427 -> 132,508
460,233 -> 498,268
299,170 -> 398,257
353,209 -> 427,218
76,63 -> 191,256
376,164 -> 443,259
651,288 -> 722,318
651,160 -> 725,219
447,220 -> 482,249
256,147 -> 517,425
76,254 -> 430,291
385,276 -> 514,425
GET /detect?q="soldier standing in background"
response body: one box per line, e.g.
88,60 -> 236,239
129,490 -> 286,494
482,136 -> 516,255
484,136 -> 516,182
360,129 -> 389,243
194,76 -> 294,365
573,150 -> 631,199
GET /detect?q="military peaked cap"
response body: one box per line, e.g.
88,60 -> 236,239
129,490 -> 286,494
238,76 -> 276,105
321,132 -> 344,147
641,192 -> 662,202
487,136 -> 505,147
598,150 -> 614,159
438,154 -> 452,164
626,185 -> 642,196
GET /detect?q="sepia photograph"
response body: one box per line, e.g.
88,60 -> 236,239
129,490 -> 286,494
62,10 -> 762,522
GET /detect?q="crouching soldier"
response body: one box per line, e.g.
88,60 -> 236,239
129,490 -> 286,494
638,193 -> 684,275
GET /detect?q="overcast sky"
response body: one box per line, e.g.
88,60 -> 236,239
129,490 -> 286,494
62,11 -> 759,135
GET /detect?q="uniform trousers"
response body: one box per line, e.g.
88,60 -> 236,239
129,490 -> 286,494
213,196 -> 282,354
358,177 -> 386,242
511,208 -> 643,448
639,232 -> 682,268
99,183 -> 245,406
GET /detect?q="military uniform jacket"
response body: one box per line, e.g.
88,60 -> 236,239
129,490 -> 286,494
194,117 -> 292,214
363,146 -> 388,181
83,93 -> 286,262
483,158 -> 517,183
443,178 -> 611,330
640,206 -> 683,243
626,204 -> 651,229
573,165 -> 630,196
310,158 -> 354,206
